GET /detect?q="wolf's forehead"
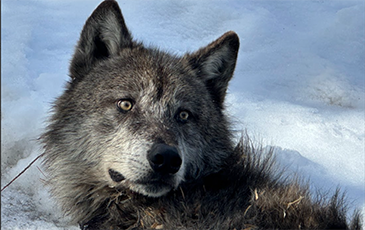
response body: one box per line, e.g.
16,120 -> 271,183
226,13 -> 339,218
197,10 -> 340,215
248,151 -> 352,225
107,55 -> 200,98
138,72 -> 198,103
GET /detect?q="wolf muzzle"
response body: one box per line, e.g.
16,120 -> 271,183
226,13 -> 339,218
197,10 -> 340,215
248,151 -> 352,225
147,143 -> 182,175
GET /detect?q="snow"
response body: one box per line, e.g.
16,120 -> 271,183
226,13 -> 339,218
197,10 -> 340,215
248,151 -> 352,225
1,0 -> 364,229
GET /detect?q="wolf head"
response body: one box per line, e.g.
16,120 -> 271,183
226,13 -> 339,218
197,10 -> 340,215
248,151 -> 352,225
43,0 -> 239,203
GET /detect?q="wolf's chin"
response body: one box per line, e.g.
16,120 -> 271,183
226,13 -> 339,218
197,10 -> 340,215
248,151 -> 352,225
108,168 -> 181,197
129,182 -> 173,197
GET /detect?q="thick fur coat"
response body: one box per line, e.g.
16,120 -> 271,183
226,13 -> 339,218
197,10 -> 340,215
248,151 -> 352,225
78,138 -> 362,229
41,1 -> 362,229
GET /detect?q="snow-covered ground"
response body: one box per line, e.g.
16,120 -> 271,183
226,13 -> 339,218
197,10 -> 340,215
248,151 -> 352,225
1,0 -> 364,229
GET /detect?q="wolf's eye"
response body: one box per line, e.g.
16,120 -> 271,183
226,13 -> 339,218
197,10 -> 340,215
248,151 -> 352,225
117,99 -> 133,112
177,110 -> 190,123
179,111 -> 189,120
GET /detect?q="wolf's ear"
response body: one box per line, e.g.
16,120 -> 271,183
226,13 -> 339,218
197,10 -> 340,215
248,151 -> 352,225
70,0 -> 132,80
187,31 -> 239,108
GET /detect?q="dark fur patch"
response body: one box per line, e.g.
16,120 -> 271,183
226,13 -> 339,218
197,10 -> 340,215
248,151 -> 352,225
108,169 -> 125,182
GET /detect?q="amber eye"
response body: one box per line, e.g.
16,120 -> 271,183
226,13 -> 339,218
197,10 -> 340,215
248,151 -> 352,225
179,111 -> 189,121
117,99 -> 133,112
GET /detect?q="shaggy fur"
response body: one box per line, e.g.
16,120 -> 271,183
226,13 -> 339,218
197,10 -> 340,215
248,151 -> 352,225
41,1 -> 362,229
77,138 -> 362,229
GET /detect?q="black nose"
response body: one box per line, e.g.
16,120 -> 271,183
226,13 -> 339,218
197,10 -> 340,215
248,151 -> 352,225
147,143 -> 182,174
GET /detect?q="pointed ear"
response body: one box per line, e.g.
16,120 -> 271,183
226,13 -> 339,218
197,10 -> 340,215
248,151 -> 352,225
187,31 -> 239,108
70,0 -> 133,80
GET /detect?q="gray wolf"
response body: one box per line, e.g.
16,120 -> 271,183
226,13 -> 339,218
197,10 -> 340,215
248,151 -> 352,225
42,0 -> 362,229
